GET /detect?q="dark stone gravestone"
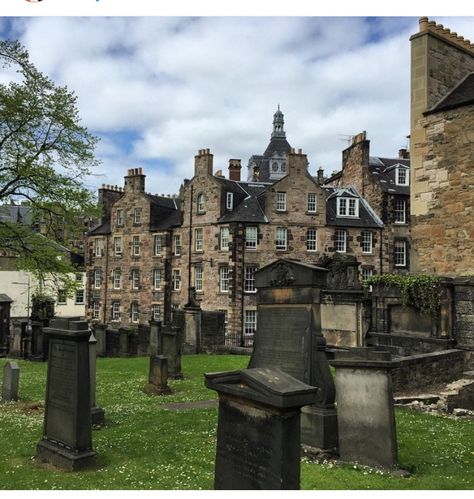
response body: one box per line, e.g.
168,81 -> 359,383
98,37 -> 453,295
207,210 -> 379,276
248,259 -> 338,451
89,331 -> 105,426
106,328 -> 120,356
144,355 -> 171,395
128,331 -> 138,355
137,324 -> 150,356
36,318 -> 96,470
182,290 -> 202,354
205,368 -> 317,490
119,327 -> 130,356
330,348 -> 400,469
148,320 -> 160,356
201,311 -> 225,352
93,323 -> 106,357
158,324 -> 183,379
2,361 -> 20,401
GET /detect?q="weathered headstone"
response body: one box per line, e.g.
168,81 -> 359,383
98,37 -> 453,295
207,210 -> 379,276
93,323 -> 106,357
148,320 -> 160,356
2,361 -> 20,401
330,348 -> 400,469
249,259 -> 338,451
205,368 -> 317,490
106,328 -> 120,356
89,331 -> 105,426
144,355 -> 171,395
158,324 -> 183,379
119,327 -> 130,356
182,289 -> 201,354
36,318 -> 96,470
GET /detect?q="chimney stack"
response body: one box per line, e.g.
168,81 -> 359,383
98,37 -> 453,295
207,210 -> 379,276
194,148 -> 214,177
228,159 -> 242,182
399,148 -> 410,159
317,167 -> 325,185
124,167 -> 146,193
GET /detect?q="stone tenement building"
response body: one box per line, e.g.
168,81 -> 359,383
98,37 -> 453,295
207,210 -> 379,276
410,17 -> 474,276
324,132 -> 411,274
86,110 -> 400,343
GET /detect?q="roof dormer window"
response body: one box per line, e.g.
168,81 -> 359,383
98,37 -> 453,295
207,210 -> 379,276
226,192 -> 233,210
396,166 -> 409,186
337,197 -> 359,217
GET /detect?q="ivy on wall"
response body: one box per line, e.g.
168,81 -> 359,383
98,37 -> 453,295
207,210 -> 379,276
364,274 -> 442,318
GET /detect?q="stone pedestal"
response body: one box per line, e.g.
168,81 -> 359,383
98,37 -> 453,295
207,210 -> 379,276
205,368 -> 317,490
144,355 -> 171,395
300,405 -> 338,450
331,349 -> 400,469
36,318 -> 96,471
182,307 -> 201,354
89,332 -> 105,426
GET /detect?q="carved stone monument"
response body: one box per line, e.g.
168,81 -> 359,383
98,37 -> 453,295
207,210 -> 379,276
2,361 -> 20,401
148,320 -> 160,356
330,348 -> 400,469
158,324 -> 183,379
205,368 -> 317,490
36,318 -> 96,470
249,259 -> 338,451
182,287 -> 202,354
144,355 -> 172,395
89,331 -> 105,426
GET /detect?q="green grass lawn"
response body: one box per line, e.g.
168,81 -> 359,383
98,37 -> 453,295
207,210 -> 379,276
0,355 -> 473,490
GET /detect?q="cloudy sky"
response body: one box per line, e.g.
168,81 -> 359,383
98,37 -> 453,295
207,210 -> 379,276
1,15 -> 473,195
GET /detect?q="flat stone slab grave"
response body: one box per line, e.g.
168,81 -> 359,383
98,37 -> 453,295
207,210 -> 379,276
2,361 -> 20,401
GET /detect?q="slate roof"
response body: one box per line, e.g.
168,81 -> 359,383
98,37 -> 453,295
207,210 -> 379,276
218,181 -> 268,224
368,156 -> 410,195
324,186 -> 383,229
426,72 -> 474,114
0,205 -> 33,226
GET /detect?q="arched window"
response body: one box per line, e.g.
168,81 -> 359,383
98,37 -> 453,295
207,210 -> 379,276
197,193 -> 205,213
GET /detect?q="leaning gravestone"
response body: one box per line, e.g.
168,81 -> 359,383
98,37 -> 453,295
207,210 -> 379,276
248,259 -> 338,451
330,348 -> 400,469
36,318 -> 96,470
2,361 -> 20,401
144,355 -> 172,395
205,368 -> 317,490
158,324 -> 183,379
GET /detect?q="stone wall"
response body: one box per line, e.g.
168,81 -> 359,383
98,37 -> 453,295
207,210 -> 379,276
391,349 -> 466,392
454,278 -> 474,357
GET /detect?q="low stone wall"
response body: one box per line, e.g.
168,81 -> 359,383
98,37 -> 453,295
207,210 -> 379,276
391,349 -> 466,392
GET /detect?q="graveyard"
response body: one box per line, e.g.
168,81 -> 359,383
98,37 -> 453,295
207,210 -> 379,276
0,354 -> 473,490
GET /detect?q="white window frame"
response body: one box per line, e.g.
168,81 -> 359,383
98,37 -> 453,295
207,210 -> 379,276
131,302 -> 139,323
132,236 -> 140,256
92,301 -> 100,320
396,166 -> 409,186
112,301 -> 121,321
245,226 -> 257,249
362,231 -> 373,254
132,269 -> 140,290
362,268 -> 374,281
172,269 -> 181,291
394,240 -> 407,267
194,266 -> 203,292
134,207 -> 142,224
226,192 -> 233,210
173,235 -> 181,256
113,269 -> 121,290
276,227 -> 287,251
152,304 -> 161,322
244,265 -> 257,293
276,192 -> 286,211
153,268 -> 161,290
94,238 -> 102,257
395,199 -> 406,224
94,269 -> 101,289
244,310 -> 257,342
307,193 -> 317,213
220,266 -> 229,293
220,227 -> 229,251
194,228 -> 203,252
114,236 -> 122,256
335,229 -> 347,253
116,209 -> 124,227
337,197 -> 359,217
306,228 -> 317,252
197,193 -> 205,213
154,235 -> 162,256
75,289 -> 84,305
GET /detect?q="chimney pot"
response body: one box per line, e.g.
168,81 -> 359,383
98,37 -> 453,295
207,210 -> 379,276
419,17 -> 429,31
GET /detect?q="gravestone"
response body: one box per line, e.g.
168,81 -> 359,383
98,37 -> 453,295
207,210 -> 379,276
248,259 -> 338,451
144,355 -> 171,395
148,320 -> 160,356
330,348 -> 400,469
93,323 -> 106,357
89,332 -> 105,426
158,324 -> 183,379
205,368 -> 317,490
106,328 -> 120,356
119,327 -> 130,356
36,318 -> 96,470
183,288 -> 201,354
2,361 -> 20,401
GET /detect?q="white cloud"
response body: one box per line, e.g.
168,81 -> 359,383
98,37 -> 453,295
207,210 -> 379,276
5,16 -> 474,195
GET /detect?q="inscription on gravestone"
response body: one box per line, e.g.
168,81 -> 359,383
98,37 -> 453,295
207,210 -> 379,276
2,361 -> 20,401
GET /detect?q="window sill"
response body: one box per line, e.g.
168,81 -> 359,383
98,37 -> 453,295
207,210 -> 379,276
306,211 -> 318,215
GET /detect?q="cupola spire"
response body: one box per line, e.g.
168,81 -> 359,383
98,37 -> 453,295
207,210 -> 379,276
271,105 -> 286,139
